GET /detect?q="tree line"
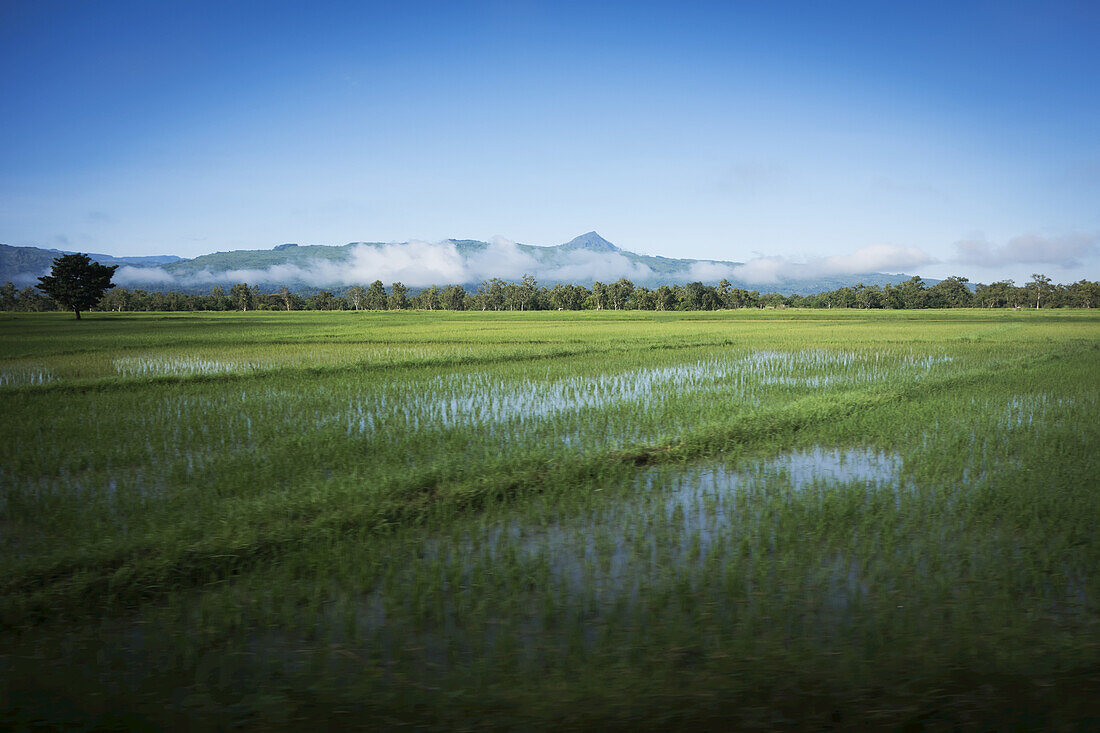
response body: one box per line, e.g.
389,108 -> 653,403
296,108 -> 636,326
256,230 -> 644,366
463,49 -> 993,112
2,273 -> 1097,313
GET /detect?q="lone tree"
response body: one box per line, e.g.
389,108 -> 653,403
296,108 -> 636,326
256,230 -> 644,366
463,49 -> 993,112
36,253 -> 118,320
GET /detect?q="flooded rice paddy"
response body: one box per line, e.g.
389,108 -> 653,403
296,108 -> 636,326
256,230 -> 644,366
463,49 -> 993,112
110,344 -> 465,379
0,365 -> 54,387
2,347 -> 957,521
355,447 -> 909,642
1,310 -> 1097,727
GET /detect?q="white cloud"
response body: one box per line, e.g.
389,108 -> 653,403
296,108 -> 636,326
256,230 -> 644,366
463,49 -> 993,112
113,240 -> 668,289
540,249 -> 655,283
953,232 -> 1098,268
821,243 -> 933,274
9,270 -> 46,287
110,238 -> 940,289
726,244 -> 935,284
728,257 -> 790,284
686,261 -> 742,281
115,266 -> 176,285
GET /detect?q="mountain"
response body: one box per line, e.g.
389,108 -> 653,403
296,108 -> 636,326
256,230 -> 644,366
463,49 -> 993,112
0,243 -> 181,286
0,235 -> 920,295
561,231 -> 620,252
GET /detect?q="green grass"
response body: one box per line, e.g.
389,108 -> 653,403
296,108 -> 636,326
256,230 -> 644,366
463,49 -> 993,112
1,309 -> 1098,728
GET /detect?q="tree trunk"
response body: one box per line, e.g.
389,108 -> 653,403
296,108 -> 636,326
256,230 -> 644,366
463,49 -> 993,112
74,309 -> 81,320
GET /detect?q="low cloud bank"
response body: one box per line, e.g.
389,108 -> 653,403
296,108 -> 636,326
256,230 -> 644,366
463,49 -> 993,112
115,239 -> 658,289
9,271 -> 45,287
953,232 -> 1098,269
697,244 -> 934,285
112,239 -> 935,289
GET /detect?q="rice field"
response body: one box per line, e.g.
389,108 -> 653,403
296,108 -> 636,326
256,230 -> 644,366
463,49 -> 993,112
1,309 -> 1098,728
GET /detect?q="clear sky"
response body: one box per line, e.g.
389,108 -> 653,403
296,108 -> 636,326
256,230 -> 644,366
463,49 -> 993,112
2,0 -> 1098,284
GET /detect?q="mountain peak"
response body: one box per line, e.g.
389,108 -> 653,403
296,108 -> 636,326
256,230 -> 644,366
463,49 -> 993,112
561,231 -> 619,252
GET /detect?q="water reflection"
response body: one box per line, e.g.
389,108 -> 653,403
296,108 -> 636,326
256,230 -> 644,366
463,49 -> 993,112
357,446 -> 908,660
0,366 -> 54,386
345,350 -> 953,436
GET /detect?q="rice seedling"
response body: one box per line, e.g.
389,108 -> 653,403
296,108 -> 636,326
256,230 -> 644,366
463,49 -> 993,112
0,309 -> 1097,728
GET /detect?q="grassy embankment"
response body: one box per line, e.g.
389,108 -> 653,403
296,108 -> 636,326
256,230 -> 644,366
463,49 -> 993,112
1,309 -> 1098,728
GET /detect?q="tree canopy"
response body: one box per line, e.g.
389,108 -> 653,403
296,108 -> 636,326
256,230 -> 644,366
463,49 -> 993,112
6,271 -> 1099,314
36,253 -> 118,319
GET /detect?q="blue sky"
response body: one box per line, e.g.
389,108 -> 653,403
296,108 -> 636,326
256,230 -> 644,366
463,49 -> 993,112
2,0 -> 1098,284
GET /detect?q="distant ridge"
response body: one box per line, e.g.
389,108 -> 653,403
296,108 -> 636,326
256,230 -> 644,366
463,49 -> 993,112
561,231 -> 619,252
0,234 -> 920,296
0,243 -> 182,287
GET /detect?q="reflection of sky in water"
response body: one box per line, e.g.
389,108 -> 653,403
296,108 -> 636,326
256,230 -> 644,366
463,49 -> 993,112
344,350 -> 953,435
996,393 -> 1079,428
363,447 -> 908,652
5,350 -> 956,529
343,441 -> 1082,672
0,366 -> 54,386
111,345 -> 449,378
762,445 -> 904,489
114,357 -> 260,377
